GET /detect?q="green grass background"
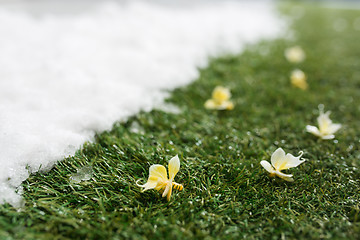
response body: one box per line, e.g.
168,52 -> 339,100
1,2 -> 360,239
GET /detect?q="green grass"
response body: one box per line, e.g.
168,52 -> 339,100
1,2 -> 360,239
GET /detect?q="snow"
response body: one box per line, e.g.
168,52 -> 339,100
0,0 -> 284,207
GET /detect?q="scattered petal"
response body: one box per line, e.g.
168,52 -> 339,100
271,148 -> 304,171
212,86 -> 231,102
168,155 -> 180,180
260,160 -> 275,174
260,148 -> 305,182
204,86 -> 234,110
306,125 -> 321,137
149,165 -> 168,181
306,108 -> 341,139
283,152 -> 305,169
137,164 -> 168,191
275,171 -> 294,182
285,46 -> 305,63
270,147 -> 286,169
291,69 -> 308,90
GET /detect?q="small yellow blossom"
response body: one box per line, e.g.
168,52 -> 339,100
291,69 -> 308,90
136,155 -> 183,201
306,109 -> 341,139
204,86 -> 234,110
284,46 -> 305,63
260,148 -> 305,182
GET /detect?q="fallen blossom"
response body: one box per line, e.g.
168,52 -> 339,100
204,86 -> 234,110
260,148 -> 305,182
284,46 -> 305,63
291,69 -> 308,90
137,155 -> 183,201
306,108 -> 341,139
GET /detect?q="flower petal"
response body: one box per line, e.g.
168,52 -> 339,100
137,164 -> 168,191
317,111 -> 332,131
162,181 -> 173,201
280,152 -> 305,170
275,171 -> 294,182
136,178 -> 158,191
291,69 -> 308,90
260,160 -> 275,174
204,99 -> 217,109
168,155 -> 180,180
223,101 -> 234,110
306,125 -> 321,137
270,148 -> 286,170
327,123 -> 341,135
321,134 -> 335,140
149,164 -> 168,181
284,46 -> 305,63
212,86 -> 231,102
162,182 -> 170,197
166,184 -> 173,201
214,101 -> 233,110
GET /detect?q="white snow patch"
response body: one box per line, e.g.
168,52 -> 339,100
0,0 -> 284,207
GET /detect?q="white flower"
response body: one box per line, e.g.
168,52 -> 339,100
260,148 -> 305,182
284,46 -> 305,63
306,109 -> 341,139
291,69 -> 308,90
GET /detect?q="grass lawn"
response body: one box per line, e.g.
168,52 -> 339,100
1,2 -> 360,239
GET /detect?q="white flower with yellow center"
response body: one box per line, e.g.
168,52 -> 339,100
136,155 -> 183,201
284,46 -> 305,63
260,148 -> 305,182
204,86 -> 234,110
306,109 -> 341,139
291,69 -> 308,90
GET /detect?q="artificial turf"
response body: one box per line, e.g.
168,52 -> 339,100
1,2 -> 360,239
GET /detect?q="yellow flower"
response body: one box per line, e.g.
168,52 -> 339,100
284,46 -> 305,63
136,155 -> 183,201
306,109 -> 341,139
204,86 -> 234,110
260,148 -> 305,182
291,69 -> 308,90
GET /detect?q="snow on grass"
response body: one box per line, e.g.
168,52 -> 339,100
0,0 -> 283,207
